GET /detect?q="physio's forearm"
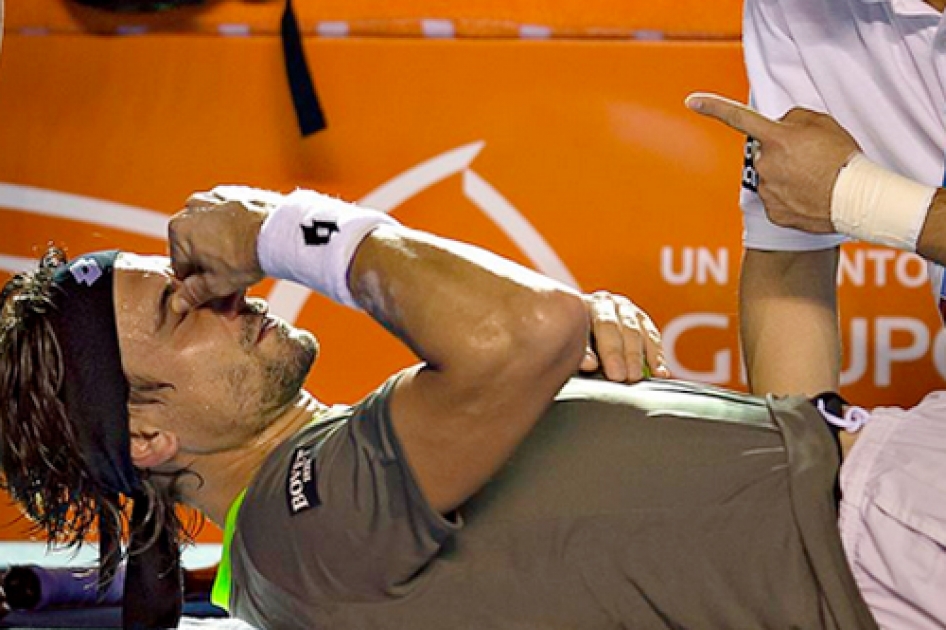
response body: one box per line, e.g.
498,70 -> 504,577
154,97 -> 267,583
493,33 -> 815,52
829,157 -> 946,265
740,248 -> 841,396
830,157 -> 946,265
917,189 -> 946,267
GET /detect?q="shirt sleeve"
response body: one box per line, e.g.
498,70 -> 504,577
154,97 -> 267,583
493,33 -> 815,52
237,373 -> 461,602
740,0 -> 847,252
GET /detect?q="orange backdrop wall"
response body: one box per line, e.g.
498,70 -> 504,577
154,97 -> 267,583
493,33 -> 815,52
1,0 -> 942,544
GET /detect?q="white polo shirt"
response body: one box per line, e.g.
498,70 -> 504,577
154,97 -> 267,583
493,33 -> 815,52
741,0 -> 946,304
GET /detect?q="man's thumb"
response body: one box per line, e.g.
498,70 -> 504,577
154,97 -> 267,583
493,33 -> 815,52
170,275 -> 212,314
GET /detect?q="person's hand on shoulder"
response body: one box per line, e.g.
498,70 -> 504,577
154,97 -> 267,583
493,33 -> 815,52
580,291 -> 669,382
167,186 -> 280,313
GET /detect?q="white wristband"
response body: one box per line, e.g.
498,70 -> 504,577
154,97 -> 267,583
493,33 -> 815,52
257,189 -> 398,308
830,153 -> 935,252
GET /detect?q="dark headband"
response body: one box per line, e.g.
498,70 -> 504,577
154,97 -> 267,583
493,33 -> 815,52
49,250 -> 182,629
49,250 -> 138,496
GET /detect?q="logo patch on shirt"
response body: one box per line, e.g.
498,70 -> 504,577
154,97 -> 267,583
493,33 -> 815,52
286,446 -> 320,515
301,219 -> 339,246
741,136 -> 759,193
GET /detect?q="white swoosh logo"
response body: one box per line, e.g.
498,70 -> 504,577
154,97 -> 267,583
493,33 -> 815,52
0,183 -> 167,273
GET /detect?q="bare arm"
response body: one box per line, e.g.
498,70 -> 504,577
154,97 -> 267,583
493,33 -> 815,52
349,226 -> 587,513
687,94 -> 946,395
740,248 -> 840,396
917,190 -> 946,266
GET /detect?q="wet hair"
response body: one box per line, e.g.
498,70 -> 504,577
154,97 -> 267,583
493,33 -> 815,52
0,246 -> 200,563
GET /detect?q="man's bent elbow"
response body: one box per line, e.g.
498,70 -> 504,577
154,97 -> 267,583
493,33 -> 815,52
444,288 -> 587,395
511,289 -> 588,379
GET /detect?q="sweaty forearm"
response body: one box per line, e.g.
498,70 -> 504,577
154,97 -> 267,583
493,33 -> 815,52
349,225 -> 587,383
257,189 -> 587,377
740,248 -> 841,396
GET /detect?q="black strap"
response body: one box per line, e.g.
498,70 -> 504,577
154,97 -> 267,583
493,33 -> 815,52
811,391 -> 847,418
281,0 -> 327,136
810,391 -> 849,507
122,492 -> 182,630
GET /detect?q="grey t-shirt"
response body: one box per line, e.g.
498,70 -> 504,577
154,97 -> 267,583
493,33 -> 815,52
225,377 -> 876,629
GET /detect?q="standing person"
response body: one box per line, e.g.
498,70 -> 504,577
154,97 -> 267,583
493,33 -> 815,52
731,0 -> 946,397
2,185 -> 880,629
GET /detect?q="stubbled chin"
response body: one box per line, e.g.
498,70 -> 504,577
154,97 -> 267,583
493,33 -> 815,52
261,329 -> 317,414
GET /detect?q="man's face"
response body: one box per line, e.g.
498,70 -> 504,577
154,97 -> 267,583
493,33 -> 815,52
113,254 -> 317,453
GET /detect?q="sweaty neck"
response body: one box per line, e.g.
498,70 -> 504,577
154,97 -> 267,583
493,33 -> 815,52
183,390 -> 328,526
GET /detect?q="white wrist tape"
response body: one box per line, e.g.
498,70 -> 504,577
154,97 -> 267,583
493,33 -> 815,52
830,153 -> 935,252
257,189 -> 398,308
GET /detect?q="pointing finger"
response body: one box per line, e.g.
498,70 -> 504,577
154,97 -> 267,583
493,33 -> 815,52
685,92 -> 782,143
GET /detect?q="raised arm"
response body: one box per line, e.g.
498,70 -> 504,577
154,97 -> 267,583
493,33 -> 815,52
167,187 -> 587,513
686,94 -> 945,265
350,226 -> 587,512
687,93 -> 946,394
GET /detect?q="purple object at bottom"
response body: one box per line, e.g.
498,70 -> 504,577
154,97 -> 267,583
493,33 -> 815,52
2,564 -> 124,611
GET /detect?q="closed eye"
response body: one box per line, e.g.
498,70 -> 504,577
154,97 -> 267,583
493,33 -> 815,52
129,379 -> 174,405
